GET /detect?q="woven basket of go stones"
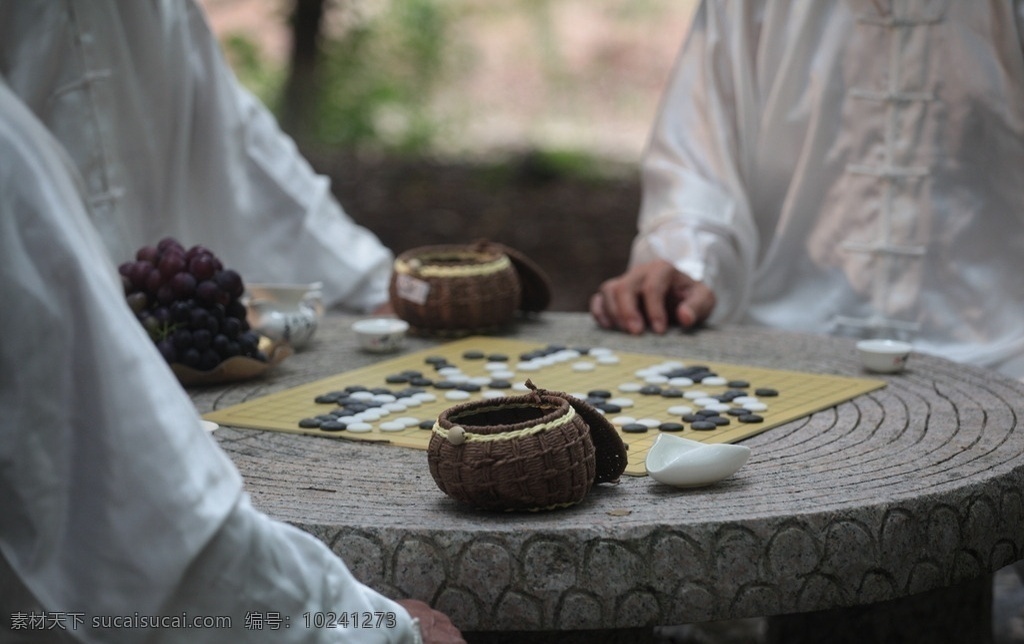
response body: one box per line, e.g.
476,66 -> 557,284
388,241 -> 550,336
427,381 -> 628,512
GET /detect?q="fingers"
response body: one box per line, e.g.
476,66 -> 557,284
590,260 -> 715,334
674,280 -> 716,329
592,276 -> 645,335
395,599 -> 466,644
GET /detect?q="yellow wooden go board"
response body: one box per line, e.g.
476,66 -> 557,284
204,336 -> 885,476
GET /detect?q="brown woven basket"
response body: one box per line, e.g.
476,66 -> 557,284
428,383 -> 627,512
389,244 -> 522,336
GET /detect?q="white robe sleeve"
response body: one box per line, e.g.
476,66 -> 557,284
631,0 -> 763,323
0,0 -> 394,313
0,80 -> 420,644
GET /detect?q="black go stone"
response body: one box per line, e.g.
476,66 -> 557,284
345,385 -> 369,393
690,420 -> 718,431
462,350 -> 485,360
661,389 -> 684,398
728,380 -> 750,388
409,377 -> 434,387
659,422 -> 686,432
385,374 -> 409,384
596,403 -> 622,414
487,353 -> 508,362
434,381 -> 458,390
755,388 -> 780,397
621,423 -> 649,434
696,409 -> 721,417
727,407 -> 752,416
681,413 -> 700,423
458,383 -> 482,392
314,393 -> 341,404
588,389 -> 612,399
298,418 -> 321,428
418,420 -> 435,430
711,416 -> 730,426
639,385 -> 663,395
319,420 -> 347,432
424,356 -> 447,365
739,414 -> 764,423
489,379 -> 512,389
370,388 -> 392,395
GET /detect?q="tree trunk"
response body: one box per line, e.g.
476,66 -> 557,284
280,0 -> 328,145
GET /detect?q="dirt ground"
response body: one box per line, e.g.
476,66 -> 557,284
316,151 -> 642,312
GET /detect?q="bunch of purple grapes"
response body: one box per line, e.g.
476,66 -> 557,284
119,237 -> 266,370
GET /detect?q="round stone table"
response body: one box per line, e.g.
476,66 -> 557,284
190,313 -> 1024,643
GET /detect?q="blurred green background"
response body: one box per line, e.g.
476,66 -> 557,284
201,0 -> 697,310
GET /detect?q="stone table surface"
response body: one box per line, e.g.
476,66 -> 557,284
189,313 -> 1024,632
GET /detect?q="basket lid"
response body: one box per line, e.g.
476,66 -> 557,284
524,381 -> 627,483
487,242 -> 552,313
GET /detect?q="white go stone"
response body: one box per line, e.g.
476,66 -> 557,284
597,355 -> 620,365
701,376 -> 728,386
638,418 -> 662,428
618,382 -> 643,393
350,391 -> 375,401
611,416 -> 637,426
744,401 -> 769,412
668,377 -> 695,387
412,392 -> 437,402
379,421 -> 407,432
445,390 -> 471,401
667,405 -> 694,416
572,361 -> 596,372
396,417 -> 421,427
683,390 -> 710,400
346,422 -> 374,433
607,397 -> 635,408
481,390 -> 504,399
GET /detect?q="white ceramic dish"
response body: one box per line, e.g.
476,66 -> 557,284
856,339 -> 912,374
200,420 -> 219,433
645,433 -> 751,488
352,317 -> 410,353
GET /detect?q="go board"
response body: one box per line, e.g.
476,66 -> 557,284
203,336 -> 885,476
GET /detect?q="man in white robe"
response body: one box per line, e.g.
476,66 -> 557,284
591,0 -> 1024,379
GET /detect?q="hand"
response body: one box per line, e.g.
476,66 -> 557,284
395,599 -> 466,644
371,300 -> 395,315
590,259 -> 716,334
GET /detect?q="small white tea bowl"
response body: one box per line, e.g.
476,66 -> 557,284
645,434 -> 751,488
352,317 -> 409,353
856,339 -> 912,374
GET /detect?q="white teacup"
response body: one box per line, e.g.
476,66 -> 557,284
245,282 -> 324,350
352,317 -> 409,353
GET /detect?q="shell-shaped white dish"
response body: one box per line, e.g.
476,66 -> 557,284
645,433 -> 750,488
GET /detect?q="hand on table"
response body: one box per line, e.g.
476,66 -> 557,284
395,599 -> 466,644
590,259 -> 716,334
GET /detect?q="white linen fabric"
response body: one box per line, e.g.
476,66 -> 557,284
0,76 -> 419,643
631,0 -> 1024,377
0,0 -> 392,312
